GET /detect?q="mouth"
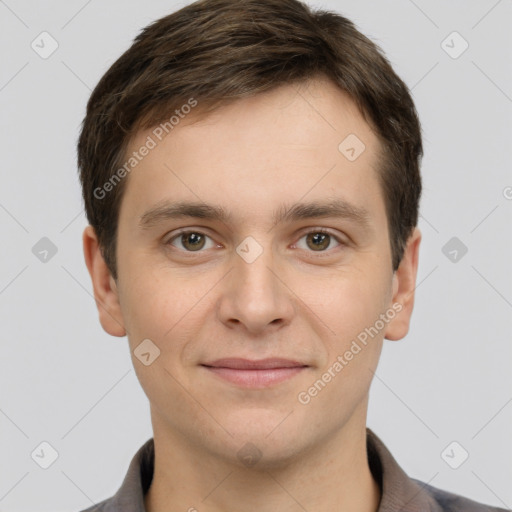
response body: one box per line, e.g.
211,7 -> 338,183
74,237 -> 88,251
200,358 -> 309,388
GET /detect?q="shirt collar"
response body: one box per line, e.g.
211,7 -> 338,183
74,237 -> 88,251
100,428 -> 439,512
366,428 -> 439,511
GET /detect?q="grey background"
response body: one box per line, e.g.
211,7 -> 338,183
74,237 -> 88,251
1,0 -> 511,510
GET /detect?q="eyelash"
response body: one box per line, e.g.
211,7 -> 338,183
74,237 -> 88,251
165,228 -> 346,256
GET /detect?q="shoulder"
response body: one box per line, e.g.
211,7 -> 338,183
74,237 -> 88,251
412,478 -> 510,512
76,497 -> 111,512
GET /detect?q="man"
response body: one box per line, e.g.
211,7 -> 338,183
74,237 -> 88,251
78,0 -> 507,510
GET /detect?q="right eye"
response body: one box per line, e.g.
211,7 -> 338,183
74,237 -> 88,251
166,230 -> 218,252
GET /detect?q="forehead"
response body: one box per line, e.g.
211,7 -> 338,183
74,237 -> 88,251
118,76 -> 385,229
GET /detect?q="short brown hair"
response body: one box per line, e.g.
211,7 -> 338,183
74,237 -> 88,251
78,0 -> 422,281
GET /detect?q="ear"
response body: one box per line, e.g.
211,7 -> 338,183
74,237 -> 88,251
82,225 -> 126,337
384,227 -> 421,341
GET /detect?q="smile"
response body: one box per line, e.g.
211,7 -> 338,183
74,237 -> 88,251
201,358 -> 309,388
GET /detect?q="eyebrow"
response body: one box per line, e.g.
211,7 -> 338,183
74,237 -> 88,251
138,198 -> 372,231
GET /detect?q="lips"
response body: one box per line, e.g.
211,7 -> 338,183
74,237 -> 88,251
202,358 -> 308,370
201,358 -> 309,388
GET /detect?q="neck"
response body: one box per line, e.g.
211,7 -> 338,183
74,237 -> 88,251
145,408 -> 380,512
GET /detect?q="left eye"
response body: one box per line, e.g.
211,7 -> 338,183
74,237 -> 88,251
294,230 -> 342,252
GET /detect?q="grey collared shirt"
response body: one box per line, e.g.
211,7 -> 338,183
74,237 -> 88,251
78,428 -> 509,512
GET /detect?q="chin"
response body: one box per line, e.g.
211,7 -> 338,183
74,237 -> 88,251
219,416 -> 314,470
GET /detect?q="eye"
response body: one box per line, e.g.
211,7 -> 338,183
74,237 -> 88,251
166,230 -> 217,252
165,228 -> 345,254
294,229 -> 344,252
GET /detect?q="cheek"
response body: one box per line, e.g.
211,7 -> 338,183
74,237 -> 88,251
119,262 -> 199,339
120,268 -> 218,380
302,264 -> 390,348
296,273 -> 387,417
125,295 -> 203,415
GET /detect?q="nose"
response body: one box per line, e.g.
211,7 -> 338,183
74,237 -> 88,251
216,241 -> 295,335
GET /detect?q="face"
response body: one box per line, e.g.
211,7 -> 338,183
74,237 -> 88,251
84,75 -> 421,467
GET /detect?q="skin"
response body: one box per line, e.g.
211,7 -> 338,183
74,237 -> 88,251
83,75 -> 421,512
